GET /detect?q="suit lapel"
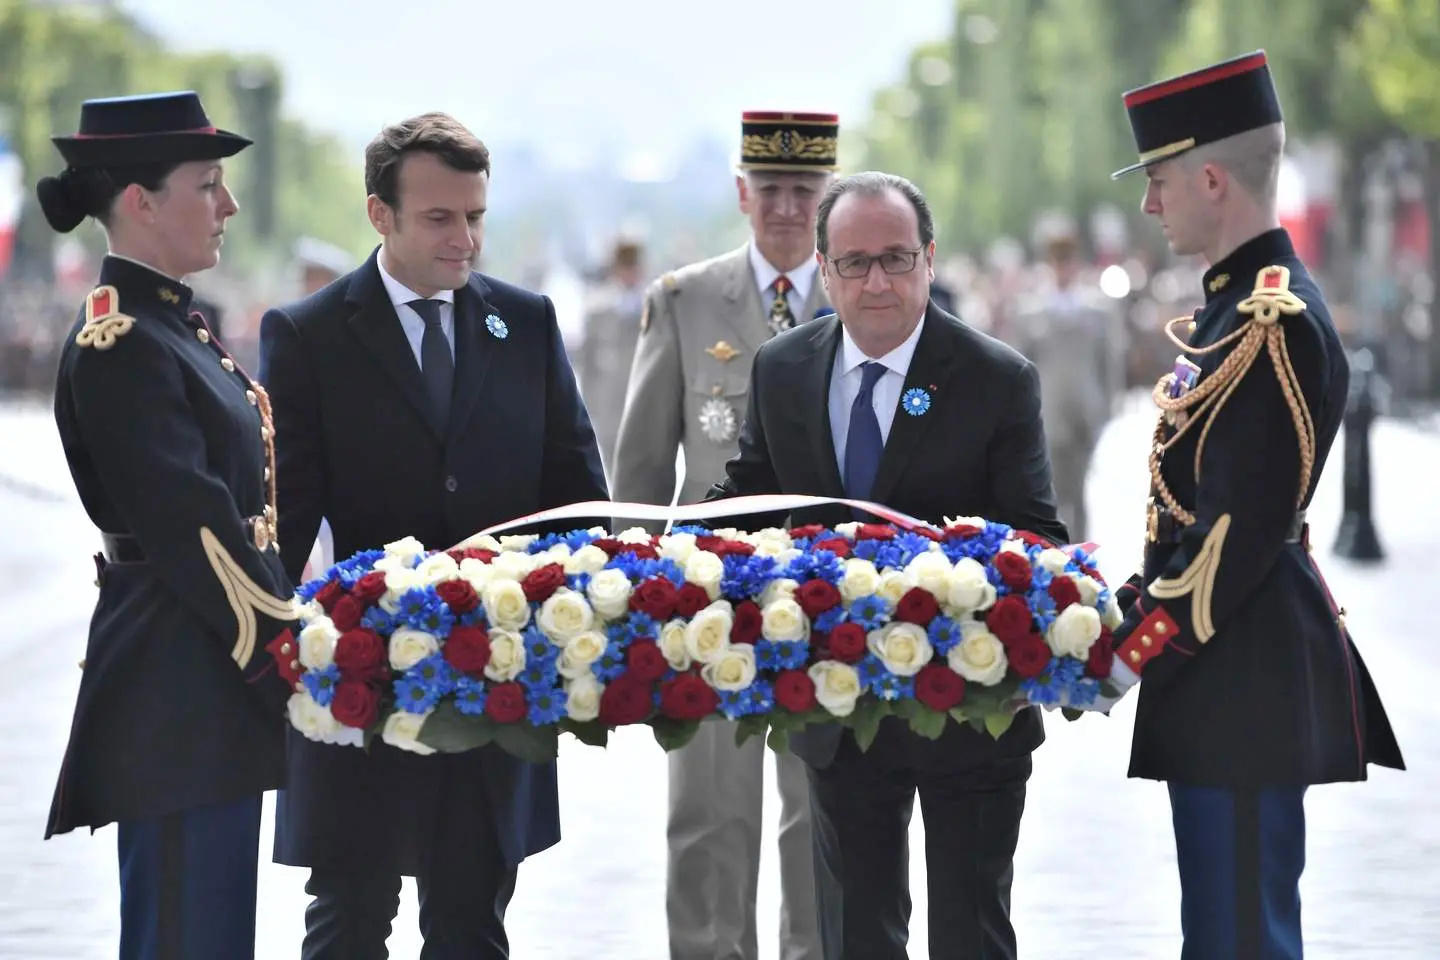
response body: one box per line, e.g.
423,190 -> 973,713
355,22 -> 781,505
719,247 -> 776,356
446,276 -> 496,445
868,308 -> 961,505
798,317 -> 846,498
343,253 -> 444,440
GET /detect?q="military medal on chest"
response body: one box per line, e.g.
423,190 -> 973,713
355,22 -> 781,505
698,339 -> 741,444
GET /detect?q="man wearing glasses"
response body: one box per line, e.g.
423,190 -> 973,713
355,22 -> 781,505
705,171 -> 1067,960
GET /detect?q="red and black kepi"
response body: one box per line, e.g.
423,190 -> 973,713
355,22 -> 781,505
52,90 -> 252,168
1112,50 -> 1281,179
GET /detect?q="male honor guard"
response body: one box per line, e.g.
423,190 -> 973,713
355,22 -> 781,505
1101,52 -> 1404,958
610,111 -> 837,960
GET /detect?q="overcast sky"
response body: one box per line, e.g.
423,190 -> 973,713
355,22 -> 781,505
119,0 -> 953,166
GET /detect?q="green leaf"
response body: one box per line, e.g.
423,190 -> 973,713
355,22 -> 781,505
491,723 -> 560,764
983,711 -> 1015,740
967,715 -> 988,734
417,702 -> 496,753
734,715 -> 770,747
1100,680 -> 1123,699
909,706 -> 949,740
561,718 -> 610,748
766,727 -> 791,754
652,717 -> 704,753
850,701 -> 889,752
1061,707 -> 1084,723
892,698 -> 921,722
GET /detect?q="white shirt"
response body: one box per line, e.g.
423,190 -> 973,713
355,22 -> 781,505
377,253 -> 455,367
748,241 -> 818,321
828,317 -> 926,472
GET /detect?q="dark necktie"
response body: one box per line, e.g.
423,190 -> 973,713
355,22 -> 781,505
409,298 -> 453,426
844,361 -> 888,503
769,275 -> 796,335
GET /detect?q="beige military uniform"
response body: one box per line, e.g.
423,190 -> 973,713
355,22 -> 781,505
611,242 -> 828,960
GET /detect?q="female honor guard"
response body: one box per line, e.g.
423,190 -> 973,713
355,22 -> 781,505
39,91 -> 300,960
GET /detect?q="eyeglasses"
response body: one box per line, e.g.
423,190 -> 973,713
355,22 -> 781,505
826,248 -> 925,279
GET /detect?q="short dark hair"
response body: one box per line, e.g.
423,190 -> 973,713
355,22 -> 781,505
815,171 -> 935,256
364,112 -> 490,210
36,162 -> 179,233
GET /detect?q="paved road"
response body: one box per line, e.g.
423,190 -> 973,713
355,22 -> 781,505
0,394 -> 1433,958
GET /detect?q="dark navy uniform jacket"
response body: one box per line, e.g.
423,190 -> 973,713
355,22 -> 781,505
1116,228 -> 1404,787
259,249 -> 608,873
47,255 -> 297,838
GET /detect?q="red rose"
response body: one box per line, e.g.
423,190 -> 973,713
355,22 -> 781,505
334,628 -> 388,679
826,623 -> 867,663
915,526 -> 945,542
795,579 -> 841,618
628,543 -> 662,560
443,625 -> 492,676
314,580 -> 344,612
731,601 -> 763,644
350,572 -> 389,606
894,587 -> 939,626
1047,576 -> 1081,612
789,524 -> 826,539
627,640 -> 669,682
812,537 -> 851,558
630,577 -> 679,621
774,670 -> 817,713
945,523 -> 982,538
659,673 -> 719,721
1088,627 -> 1114,679
696,536 -> 755,558
591,538 -> 624,558
915,663 -> 966,711
986,595 -> 1034,644
448,547 -> 497,564
856,524 -> 897,541
485,682 -> 527,723
1016,530 -> 1058,550
520,563 -> 567,603
599,674 -> 654,726
1008,635 -> 1051,679
329,594 -> 365,632
994,551 -> 1033,591
435,579 -> 480,614
329,680 -> 380,729
675,583 -> 711,618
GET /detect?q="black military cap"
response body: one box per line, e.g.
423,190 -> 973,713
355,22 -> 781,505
737,111 -> 840,173
1112,50 -> 1282,179
52,91 -> 251,168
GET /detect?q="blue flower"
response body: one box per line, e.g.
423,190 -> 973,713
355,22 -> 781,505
527,687 -> 568,725
302,665 -> 341,706
617,612 -> 659,643
592,637 -> 628,682
1019,657 -> 1084,707
755,639 -> 810,671
523,627 -> 560,667
717,679 -> 773,719
486,313 -> 509,339
849,595 -> 890,631
295,578 -> 330,602
785,550 -> 844,586
519,658 -> 560,695
566,572 -> 592,595
871,673 -> 914,701
857,653 -> 888,686
722,554 -> 779,600
398,589 -> 455,635
901,387 -> 932,416
454,676 -> 488,716
927,615 -> 963,655
457,608 -> 489,630
1067,677 -> 1100,707
411,654 -> 458,698
361,606 -> 399,635
394,675 -> 441,714
669,524 -> 711,537
814,606 -> 848,633
852,538 -> 904,569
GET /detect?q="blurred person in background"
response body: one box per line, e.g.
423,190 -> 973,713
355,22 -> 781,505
575,233 -> 647,474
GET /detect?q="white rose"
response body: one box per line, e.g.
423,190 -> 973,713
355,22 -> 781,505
943,515 -> 986,530
998,539 -> 1028,557
297,617 -> 339,670
565,675 -> 604,722
684,550 -> 726,600
947,558 -> 998,613
586,568 -> 633,620
833,521 -> 861,539
541,543 -> 573,561
808,661 -> 862,717
383,535 -> 428,564
388,627 -> 439,671
876,570 -> 909,606
1076,575 -> 1103,608
297,599 -> 326,624
1037,548 -> 1071,575
659,620 -> 692,671
685,601 -> 734,663
659,533 -> 698,565
839,558 -> 881,605
498,533 -> 538,552
371,554 -> 409,575
380,567 -> 425,612
709,527 -> 741,540
752,528 -> 794,556
948,622 -> 1009,686
1102,594 -> 1123,630
615,526 -> 653,545
866,622 -> 934,676
537,589 -> 595,643
904,551 -> 953,599
760,597 -> 809,642
760,577 -> 799,608
382,709 -> 436,756
484,628 -> 527,681
482,579 -> 531,630
457,557 -> 496,592
287,693 -> 358,745
1047,603 -> 1102,659
490,550 -> 537,582
703,645 -> 758,692
564,544 -> 611,575
414,551 -> 460,585
557,630 -> 609,680
453,533 -> 501,552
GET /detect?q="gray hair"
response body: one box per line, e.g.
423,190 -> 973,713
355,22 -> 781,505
1180,122 -> 1286,208
815,171 -> 936,256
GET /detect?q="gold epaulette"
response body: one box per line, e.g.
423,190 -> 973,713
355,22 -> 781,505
75,285 -> 135,350
1237,265 -> 1307,326
642,273 -> 680,333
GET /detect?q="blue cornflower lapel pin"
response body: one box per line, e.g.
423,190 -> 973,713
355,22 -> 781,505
485,313 -> 509,339
901,386 -> 932,417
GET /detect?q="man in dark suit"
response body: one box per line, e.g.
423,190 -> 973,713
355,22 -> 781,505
706,170 -> 1068,959
258,112 -> 607,960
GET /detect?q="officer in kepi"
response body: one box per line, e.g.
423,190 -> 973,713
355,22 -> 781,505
1087,51 -> 1405,958
38,91 -> 300,960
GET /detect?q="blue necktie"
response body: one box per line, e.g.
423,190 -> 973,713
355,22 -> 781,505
410,298 -> 453,426
844,361 -> 887,502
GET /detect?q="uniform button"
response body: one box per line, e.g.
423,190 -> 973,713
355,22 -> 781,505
196,328 -> 210,344
444,476 -> 458,493
221,357 -> 235,372
246,389 -> 258,405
